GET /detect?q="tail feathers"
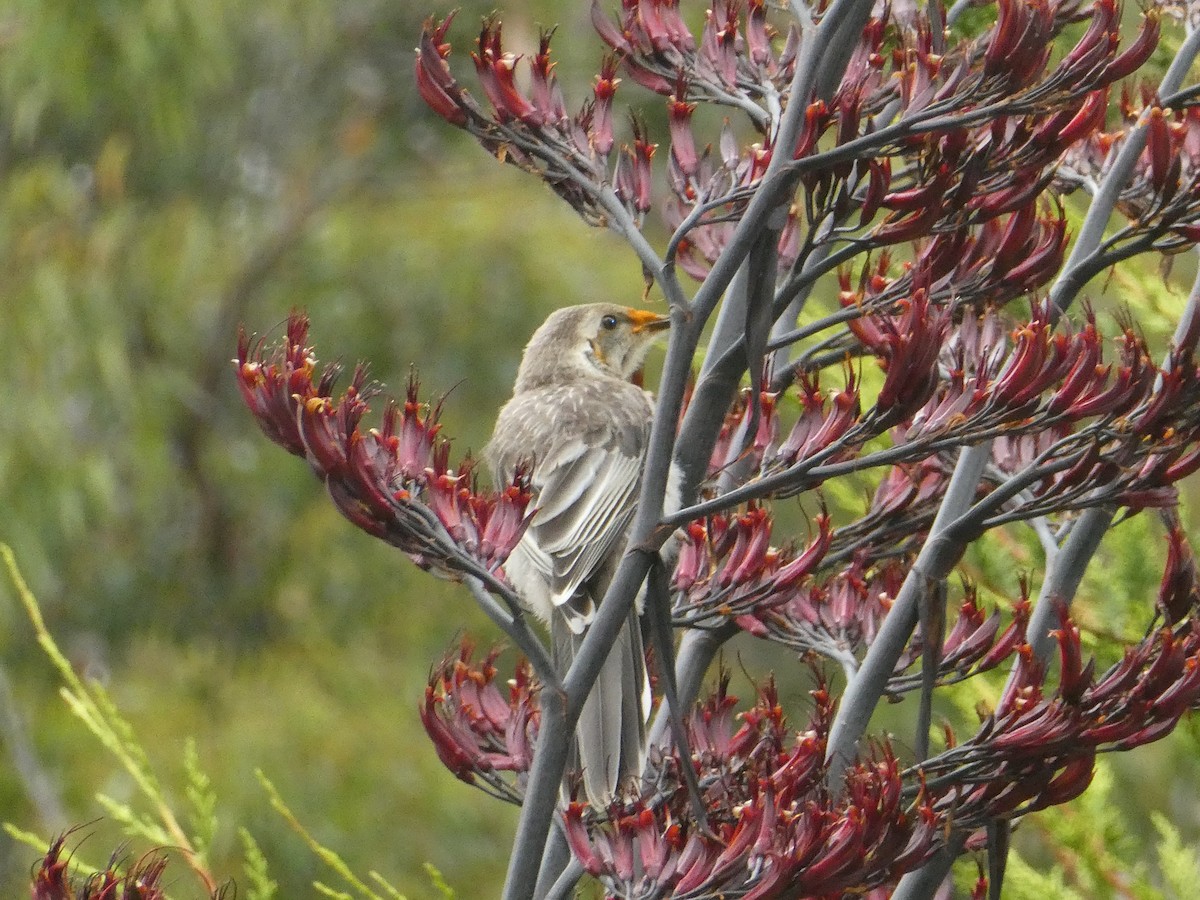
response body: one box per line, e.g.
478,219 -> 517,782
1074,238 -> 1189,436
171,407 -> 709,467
553,612 -> 647,805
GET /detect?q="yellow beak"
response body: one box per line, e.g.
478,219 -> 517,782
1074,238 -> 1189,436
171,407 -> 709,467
627,308 -> 671,334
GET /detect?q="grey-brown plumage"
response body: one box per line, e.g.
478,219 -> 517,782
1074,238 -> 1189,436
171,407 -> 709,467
486,303 -> 669,804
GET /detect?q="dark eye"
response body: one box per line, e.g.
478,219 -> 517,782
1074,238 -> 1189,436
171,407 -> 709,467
600,314 -> 619,330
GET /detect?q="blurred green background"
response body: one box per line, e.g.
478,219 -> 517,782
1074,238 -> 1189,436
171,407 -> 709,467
0,0 -> 647,893
1,1 -> 1199,897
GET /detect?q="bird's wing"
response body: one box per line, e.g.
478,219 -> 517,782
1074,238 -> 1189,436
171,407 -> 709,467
524,430 -> 646,629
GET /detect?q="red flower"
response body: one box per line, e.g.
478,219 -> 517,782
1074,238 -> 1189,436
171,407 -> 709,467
236,313 -> 532,574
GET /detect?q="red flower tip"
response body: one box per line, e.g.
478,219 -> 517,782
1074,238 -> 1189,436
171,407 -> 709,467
416,15 -> 468,126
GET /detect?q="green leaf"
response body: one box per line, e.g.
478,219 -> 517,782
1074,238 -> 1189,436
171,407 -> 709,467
184,737 -> 218,861
423,863 -> 455,899
1152,812 -> 1200,897
239,827 -> 279,900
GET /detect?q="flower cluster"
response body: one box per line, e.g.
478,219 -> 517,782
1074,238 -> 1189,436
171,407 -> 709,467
592,0 -> 797,108
919,604 -> 1200,825
561,675 -> 947,900
416,13 -> 650,224
235,313 -> 533,578
753,297 -> 1200,519
751,552 -> 904,666
31,833 -> 218,900
889,585 -> 1032,693
554,593 -> 1200,899
1060,93 -> 1200,250
419,643 -> 539,804
416,0 -> 1155,247
413,592 -> 1200,897
670,504 -> 831,633
661,0 -> 1152,280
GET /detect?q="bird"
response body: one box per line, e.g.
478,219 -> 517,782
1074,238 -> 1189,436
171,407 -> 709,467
486,302 -> 670,805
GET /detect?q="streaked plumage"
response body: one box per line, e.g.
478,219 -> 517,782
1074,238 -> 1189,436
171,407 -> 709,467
486,303 -> 669,804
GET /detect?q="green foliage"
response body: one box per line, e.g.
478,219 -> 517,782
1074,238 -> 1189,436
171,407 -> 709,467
975,750 -> 1200,900
1152,812 -> 1200,897
239,827 -> 279,900
258,771 -> 408,900
1,544 -> 223,891
0,1 -> 619,889
185,737 -> 219,865
999,852 -> 1086,900
424,863 -> 457,899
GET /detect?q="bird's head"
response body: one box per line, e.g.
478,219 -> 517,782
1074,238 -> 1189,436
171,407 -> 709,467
514,303 -> 670,391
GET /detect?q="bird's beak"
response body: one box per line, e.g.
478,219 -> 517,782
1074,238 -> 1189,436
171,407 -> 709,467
627,309 -> 671,334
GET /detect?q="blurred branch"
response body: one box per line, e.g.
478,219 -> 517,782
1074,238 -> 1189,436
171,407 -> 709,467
0,661 -> 67,831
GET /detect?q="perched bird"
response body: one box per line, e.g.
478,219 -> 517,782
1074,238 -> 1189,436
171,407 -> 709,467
486,303 -> 670,804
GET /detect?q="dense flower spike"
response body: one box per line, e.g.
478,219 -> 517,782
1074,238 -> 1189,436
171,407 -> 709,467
419,642 -> 539,804
563,675 -> 941,899
556,595 -> 1200,899
916,606 -> 1200,825
671,504 -> 832,634
236,314 -> 532,576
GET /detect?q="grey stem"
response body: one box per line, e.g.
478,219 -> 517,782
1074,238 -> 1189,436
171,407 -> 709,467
649,623 -> 738,747
825,442 -> 990,783
700,264 -> 750,378
533,822 -> 574,900
543,857 -> 586,900
770,241 -> 832,372
675,265 -> 753,502
890,830 -> 968,900
503,689 -> 572,900
1027,506 -> 1115,663
1050,25 -> 1200,316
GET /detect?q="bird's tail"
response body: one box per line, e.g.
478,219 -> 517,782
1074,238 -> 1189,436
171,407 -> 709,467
552,609 -> 647,805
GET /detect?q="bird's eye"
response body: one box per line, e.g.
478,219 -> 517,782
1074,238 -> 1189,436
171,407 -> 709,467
600,314 -> 619,330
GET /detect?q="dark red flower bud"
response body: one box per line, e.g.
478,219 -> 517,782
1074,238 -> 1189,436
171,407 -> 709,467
416,15 -> 468,126
667,83 -> 699,177
529,28 -> 568,126
592,56 -> 621,156
1097,8 -> 1159,85
591,0 -> 633,53
1056,0 -> 1118,85
858,159 -> 890,228
793,100 -> 830,160
880,164 -> 951,212
1146,106 -> 1174,193
472,20 -> 536,124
